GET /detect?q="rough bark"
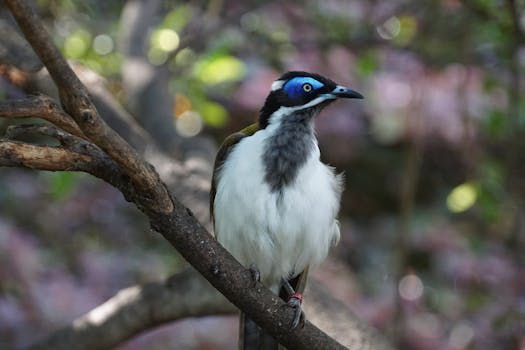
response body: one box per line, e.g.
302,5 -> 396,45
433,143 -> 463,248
28,65 -> 214,225
24,269 -> 235,350
0,1 -> 368,349
24,269 -> 391,350
4,0 -> 173,214
0,1 -> 393,349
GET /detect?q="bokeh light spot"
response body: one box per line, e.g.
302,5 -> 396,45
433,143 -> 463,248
447,182 -> 477,213
395,15 -> 418,45
174,93 -> 192,117
148,47 -> 169,66
176,111 -> 203,137
195,55 -> 246,85
377,16 -> 401,40
151,29 -> 180,52
371,114 -> 405,144
399,273 -> 424,301
200,101 -> 228,127
240,12 -> 261,31
407,312 -> 441,338
384,80 -> 412,108
93,34 -> 114,55
64,29 -> 91,58
449,321 -> 474,349
174,48 -> 195,66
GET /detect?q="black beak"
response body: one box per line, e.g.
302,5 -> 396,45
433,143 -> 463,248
332,85 -> 363,99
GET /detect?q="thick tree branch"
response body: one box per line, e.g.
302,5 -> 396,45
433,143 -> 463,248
0,1 -> 390,349
25,269 -> 235,350
0,129 -> 348,348
4,0 -> 173,213
25,269 -> 390,350
29,65 -> 214,225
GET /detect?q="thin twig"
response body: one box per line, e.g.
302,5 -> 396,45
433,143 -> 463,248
0,95 -> 86,139
0,1 -> 388,349
4,0 -> 173,213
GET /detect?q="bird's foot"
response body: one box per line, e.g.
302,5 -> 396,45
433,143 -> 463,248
286,292 -> 305,330
248,264 -> 261,286
280,278 -> 305,329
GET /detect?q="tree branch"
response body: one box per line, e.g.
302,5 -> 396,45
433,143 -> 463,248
4,0 -> 173,213
0,95 -> 86,139
0,127 -> 347,348
25,269 -> 235,350
0,139 -> 92,171
0,127 -> 357,349
29,64 -> 214,226
1,1 -> 390,349
25,269 -> 391,350
0,124 -> 129,193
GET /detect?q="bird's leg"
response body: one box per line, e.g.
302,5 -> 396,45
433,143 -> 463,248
248,264 -> 261,286
281,278 -> 305,330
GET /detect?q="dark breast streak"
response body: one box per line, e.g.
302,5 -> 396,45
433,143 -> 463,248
263,111 -> 316,192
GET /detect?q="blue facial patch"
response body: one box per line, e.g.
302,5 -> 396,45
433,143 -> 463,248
283,77 -> 324,99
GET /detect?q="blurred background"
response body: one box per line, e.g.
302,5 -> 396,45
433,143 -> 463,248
1,0 -> 525,349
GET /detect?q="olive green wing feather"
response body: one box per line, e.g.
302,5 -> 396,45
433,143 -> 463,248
210,122 -> 260,225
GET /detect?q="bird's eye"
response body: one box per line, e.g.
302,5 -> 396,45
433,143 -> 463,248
302,83 -> 313,92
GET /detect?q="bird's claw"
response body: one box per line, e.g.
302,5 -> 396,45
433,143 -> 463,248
286,293 -> 305,330
248,264 -> 261,286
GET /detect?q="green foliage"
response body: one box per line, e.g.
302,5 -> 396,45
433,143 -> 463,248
356,50 -> 379,77
59,24 -> 123,76
63,28 -> 91,58
194,54 -> 246,85
476,158 -> 506,223
42,171 -> 81,201
483,109 -> 508,138
3,1 -> 525,348
393,15 -> 418,46
199,101 -> 229,128
161,6 -> 193,32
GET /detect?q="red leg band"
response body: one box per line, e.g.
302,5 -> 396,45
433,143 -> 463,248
291,292 -> 303,303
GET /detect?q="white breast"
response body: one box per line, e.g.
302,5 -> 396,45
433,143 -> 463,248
213,127 -> 342,291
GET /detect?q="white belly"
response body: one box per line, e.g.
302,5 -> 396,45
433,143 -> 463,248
213,129 -> 342,290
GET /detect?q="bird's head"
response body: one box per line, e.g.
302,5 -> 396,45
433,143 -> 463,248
259,71 -> 363,129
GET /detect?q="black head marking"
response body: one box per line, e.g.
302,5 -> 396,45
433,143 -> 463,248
258,71 -> 362,192
259,71 -> 337,129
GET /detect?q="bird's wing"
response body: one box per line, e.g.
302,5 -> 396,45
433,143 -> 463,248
210,122 -> 260,225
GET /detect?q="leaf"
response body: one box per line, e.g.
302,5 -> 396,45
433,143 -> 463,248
46,172 -> 78,201
200,101 -> 228,127
194,54 -> 246,85
356,50 -> 378,77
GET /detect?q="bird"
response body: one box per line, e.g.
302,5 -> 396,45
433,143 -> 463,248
210,71 -> 363,349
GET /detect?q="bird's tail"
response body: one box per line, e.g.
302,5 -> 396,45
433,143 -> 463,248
238,269 -> 309,350
239,312 -> 281,350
